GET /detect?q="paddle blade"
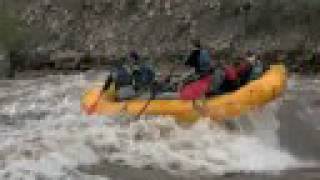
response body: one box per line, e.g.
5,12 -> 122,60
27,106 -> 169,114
81,88 -> 101,115
81,82 -> 117,115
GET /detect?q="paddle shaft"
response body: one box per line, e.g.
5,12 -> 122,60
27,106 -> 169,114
133,62 -> 181,120
87,74 -> 113,115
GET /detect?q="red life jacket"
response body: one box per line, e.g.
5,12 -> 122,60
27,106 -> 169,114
224,65 -> 238,81
179,75 -> 212,100
237,63 -> 249,76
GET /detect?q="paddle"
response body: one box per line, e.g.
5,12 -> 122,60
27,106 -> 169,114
87,74 -> 113,115
133,87 -> 155,121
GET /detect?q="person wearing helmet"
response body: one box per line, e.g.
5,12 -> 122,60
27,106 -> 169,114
247,51 -> 263,80
235,55 -> 252,86
206,59 -> 225,96
128,50 -> 156,96
179,40 -> 214,100
220,60 -> 239,92
185,39 -> 212,76
107,58 -> 136,101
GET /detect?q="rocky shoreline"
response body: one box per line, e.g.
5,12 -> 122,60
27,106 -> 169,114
1,0 -> 320,79
3,48 -> 320,80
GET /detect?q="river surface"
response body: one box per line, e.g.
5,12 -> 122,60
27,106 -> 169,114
0,70 -> 320,180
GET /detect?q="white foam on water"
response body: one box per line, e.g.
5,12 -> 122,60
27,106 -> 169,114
0,72 -> 315,179
0,74 -> 110,180
90,116 -> 302,175
287,75 -> 320,92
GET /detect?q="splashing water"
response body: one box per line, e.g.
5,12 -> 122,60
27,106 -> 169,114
0,72 -> 311,179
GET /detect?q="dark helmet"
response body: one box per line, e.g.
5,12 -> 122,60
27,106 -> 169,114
129,50 -> 139,61
192,39 -> 201,48
246,49 -> 257,56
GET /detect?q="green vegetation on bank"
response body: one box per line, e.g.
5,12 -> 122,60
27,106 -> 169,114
0,9 -> 28,51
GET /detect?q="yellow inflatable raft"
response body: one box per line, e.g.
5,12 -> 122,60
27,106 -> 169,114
81,64 -> 287,122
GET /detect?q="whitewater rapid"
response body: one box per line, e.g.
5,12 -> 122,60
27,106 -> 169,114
0,71 -> 315,179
